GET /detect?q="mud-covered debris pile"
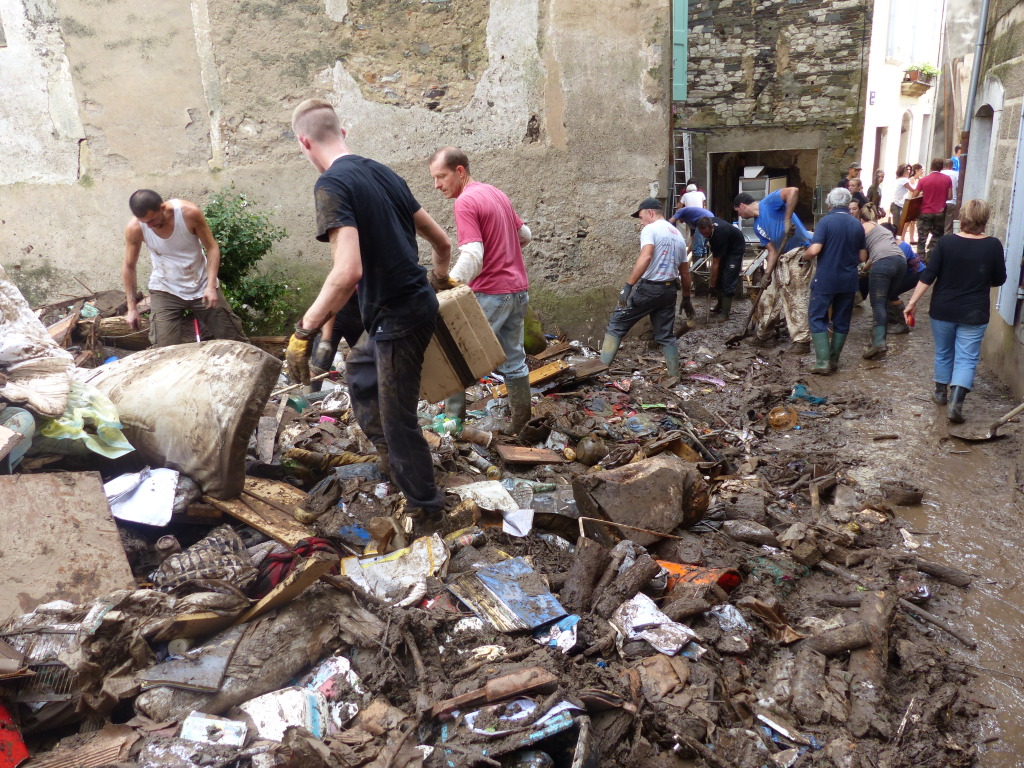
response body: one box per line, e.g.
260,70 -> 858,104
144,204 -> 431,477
1,337 -> 983,768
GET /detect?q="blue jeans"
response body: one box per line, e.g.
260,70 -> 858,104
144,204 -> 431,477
692,229 -> 707,260
930,318 -> 987,390
868,257 -> 905,328
476,291 -> 530,379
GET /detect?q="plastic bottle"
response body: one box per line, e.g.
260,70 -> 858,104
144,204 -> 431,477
431,414 -> 462,436
466,452 -> 501,479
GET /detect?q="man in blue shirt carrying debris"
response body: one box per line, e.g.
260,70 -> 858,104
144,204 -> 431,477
734,187 -> 815,354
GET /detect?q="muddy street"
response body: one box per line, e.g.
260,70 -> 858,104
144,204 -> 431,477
671,291 -> 1024,767
5,267 -> 1024,768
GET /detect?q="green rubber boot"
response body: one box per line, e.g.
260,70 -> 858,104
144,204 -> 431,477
662,343 -> 681,384
505,375 -> 533,435
809,333 -> 832,375
600,334 -> 622,366
719,295 -> 733,321
829,332 -> 848,371
862,325 -> 887,359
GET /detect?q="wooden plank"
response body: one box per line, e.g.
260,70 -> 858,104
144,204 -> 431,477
0,473 -> 135,618
495,445 -> 567,464
232,553 -> 337,626
531,340 -> 572,362
491,360 -> 570,398
202,477 -> 312,547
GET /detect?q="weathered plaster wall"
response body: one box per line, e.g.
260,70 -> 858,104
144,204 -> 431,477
678,0 -> 872,216
0,0 -> 83,184
0,0 -> 671,340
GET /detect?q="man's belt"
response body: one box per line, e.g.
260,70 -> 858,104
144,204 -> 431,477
639,278 -> 680,287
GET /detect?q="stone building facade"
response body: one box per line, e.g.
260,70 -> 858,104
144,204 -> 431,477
677,0 -> 873,224
0,0 -> 673,340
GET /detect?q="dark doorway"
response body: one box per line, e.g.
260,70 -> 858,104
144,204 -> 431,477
708,149 -> 818,225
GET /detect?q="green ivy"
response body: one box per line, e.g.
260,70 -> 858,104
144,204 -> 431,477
204,185 -> 297,334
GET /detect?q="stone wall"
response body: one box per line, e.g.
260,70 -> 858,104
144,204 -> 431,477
678,0 -> 872,218
0,0 -> 672,341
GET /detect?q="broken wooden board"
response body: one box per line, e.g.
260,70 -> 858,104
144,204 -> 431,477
491,360 -> 570,398
0,473 -> 135,619
546,360 -> 609,391
531,340 -> 572,362
46,300 -> 85,347
495,445 -> 567,464
202,477 -> 312,548
232,553 -> 337,626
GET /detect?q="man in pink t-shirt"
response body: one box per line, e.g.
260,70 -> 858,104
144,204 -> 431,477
915,158 -> 953,262
428,146 -> 534,433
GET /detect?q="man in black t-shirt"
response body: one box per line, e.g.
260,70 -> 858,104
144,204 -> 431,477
286,98 -> 454,518
696,216 -> 746,321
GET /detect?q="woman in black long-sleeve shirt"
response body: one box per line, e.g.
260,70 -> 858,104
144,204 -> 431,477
904,199 -> 1007,423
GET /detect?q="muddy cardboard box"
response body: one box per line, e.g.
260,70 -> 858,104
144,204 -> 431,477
421,285 -> 505,402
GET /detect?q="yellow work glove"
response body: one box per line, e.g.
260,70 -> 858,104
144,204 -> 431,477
286,325 -> 317,385
428,270 -> 462,293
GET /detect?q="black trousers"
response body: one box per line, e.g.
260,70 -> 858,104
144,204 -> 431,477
714,251 -> 744,297
346,318 -> 443,513
605,280 -> 677,346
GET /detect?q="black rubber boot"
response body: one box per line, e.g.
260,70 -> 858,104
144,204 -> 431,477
933,382 -> 948,405
947,386 -> 968,423
809,333 -> 832,375
863,325 -> 887,359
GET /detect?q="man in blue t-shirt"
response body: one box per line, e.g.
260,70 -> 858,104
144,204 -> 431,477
734,187 -> 815,353
286,98 -> 454,520
803,187 -> 868,374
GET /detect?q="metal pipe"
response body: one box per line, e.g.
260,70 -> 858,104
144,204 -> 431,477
962,0 -> 992,134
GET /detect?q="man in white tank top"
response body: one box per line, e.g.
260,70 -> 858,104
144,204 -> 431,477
122,189 -> 246,347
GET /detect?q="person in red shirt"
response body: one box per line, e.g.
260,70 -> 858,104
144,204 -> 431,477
428,146 -> 534,434
915,158 -> 953,263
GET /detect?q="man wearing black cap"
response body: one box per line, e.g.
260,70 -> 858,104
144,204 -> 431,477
838,162 -> 862,189
599,198 -> 688,383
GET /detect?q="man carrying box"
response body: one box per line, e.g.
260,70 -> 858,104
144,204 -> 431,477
286,98 -> 452,520
428,146 -> 534,434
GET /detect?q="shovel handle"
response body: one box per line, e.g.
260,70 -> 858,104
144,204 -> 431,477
993,400 -> 1024,429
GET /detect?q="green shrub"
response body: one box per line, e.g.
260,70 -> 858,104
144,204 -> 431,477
223,271 -> 300,336
204,185 -> 286,285
204,185 -> 297,334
